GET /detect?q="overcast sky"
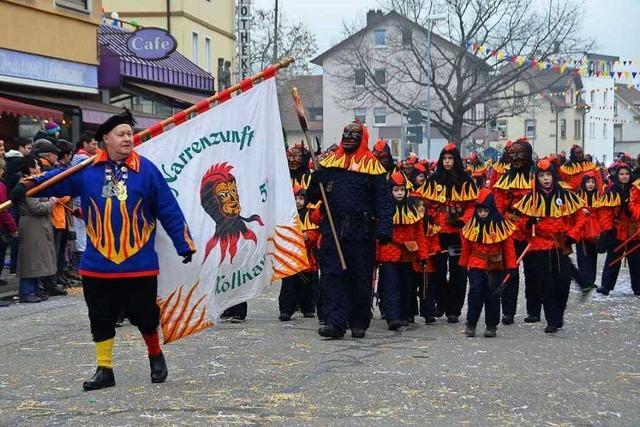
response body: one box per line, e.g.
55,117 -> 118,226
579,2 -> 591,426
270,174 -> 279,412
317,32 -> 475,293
252,0 -> 639,59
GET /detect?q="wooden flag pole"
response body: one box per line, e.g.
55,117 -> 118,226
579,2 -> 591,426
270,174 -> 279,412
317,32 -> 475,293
0,58 -> 295,213
291,87 -> 347,271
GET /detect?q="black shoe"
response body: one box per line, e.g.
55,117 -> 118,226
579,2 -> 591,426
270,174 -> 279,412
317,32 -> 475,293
149,353 -> 168,383
351,327 -> 366,338
302,312 -> 315,318
596,287 -> 610,296
544,325 -> 558,333
446,315 -> 459,323
388,320 -> 403,331
229,316 -> 246,323
424,316 -> 436,324
19,294 -> 41,303
82,366 -> 115,391
407,317 -> 415,324
483,327 -> 497,338
434,309 -> 444,318
35,291 -> 49,301
56,274 -> 71,286
45,285 -> 68,296
278,313 -> 292,321
501,315 -> 514,325
524,315 -> 540,323
465,325 -> 476,337
0,279 -> 8,287
400,320 -> 409,327
634,291 -> 640,296
0,300 -> 11,308
318,324 -> 344,339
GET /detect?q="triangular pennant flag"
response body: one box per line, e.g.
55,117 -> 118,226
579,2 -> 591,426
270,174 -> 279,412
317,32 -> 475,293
633,72 -> 638,79
617,72 -> 623,78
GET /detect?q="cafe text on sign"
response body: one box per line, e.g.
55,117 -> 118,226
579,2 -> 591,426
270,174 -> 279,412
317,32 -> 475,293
127,28 -> 177,60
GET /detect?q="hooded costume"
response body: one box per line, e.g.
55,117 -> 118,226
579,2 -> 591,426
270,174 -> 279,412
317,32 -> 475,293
278,184 -> 320,321
376,171 -> 428,329
417,143 -> 477,322
572,172 -> 604,285
490,137 -> 535,322
307,121 -> 394,338
511,158 -> 584,332
598,163 -> 640,295
287,143 -> 313,189
460,188 -> 517,336
22,110 -> 196,391
465,152 -> 489,187
559,145 -> 602,191
488,140 -> 512,188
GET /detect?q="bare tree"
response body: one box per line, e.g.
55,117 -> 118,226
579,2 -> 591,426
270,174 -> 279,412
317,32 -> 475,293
330,0 -> 594,145
250,8 -> 319,78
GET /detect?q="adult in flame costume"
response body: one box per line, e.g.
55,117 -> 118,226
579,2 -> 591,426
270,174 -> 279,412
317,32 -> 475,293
13,111 -> 196,390
307,121 -> 394,339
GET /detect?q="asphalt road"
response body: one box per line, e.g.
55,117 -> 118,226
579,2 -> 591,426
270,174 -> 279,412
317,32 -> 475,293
0,263 -> 639,426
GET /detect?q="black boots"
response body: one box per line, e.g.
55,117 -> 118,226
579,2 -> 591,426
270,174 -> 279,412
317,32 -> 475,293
446,315 -> 459,323
149,353 -> 168,383
387,320 -> 403,331
501,314 -> 514,325
318,324 -> 344,339
524,315 -> 540,323
351,327 -> 366,338
83,367 -> 115,391
596,286 -> 610,296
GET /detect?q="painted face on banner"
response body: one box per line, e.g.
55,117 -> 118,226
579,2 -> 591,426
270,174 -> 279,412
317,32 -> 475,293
214,180 -> 241,217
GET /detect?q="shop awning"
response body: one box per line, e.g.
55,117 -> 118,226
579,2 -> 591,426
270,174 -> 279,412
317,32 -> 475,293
0,91 -> 163,129
0,96 -> 64,121
125,82 -> 207,105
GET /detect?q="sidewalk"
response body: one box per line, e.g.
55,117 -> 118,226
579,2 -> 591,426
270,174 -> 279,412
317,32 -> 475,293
0,273 -> 19,302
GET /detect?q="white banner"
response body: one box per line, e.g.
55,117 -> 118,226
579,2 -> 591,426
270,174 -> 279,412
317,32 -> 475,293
137,79 -> 308,343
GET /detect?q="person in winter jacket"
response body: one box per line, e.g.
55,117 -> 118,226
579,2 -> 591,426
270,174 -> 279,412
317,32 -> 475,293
0,158 -> 17,290
376,171 -> 428,330
460,188 -> 517,338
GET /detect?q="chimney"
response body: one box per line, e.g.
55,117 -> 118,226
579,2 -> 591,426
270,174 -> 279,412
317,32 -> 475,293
367,9 -> 384,27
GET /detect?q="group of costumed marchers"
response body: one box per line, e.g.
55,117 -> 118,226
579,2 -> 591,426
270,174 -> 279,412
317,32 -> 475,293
11,108 -> 640,391
280,120 -> 640,340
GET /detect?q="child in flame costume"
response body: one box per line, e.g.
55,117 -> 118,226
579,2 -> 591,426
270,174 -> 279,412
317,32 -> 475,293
278,184 -> 320,321
417,143 -> 477,323
460,188 -> 517,338
466,152 -> 489,188
490,137 -> 535,324
511,158 -> 584,333
13,111 -> 196,390
597,163 -> 640,296
376,171 -> 428,330
307,121 -> 394,339
572,172 -> 604,289
411,194 -> 442,324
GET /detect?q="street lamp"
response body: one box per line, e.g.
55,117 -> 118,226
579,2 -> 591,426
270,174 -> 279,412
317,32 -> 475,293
425,14 -> 446,158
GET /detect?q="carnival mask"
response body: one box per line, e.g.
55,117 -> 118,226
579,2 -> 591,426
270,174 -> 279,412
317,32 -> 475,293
572,147 -> 584,162
510,143 -> 529,169
341,124 -> 362,153
287,147 -> 303,171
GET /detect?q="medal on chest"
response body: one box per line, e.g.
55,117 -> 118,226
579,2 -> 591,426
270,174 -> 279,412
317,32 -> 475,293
102,165 -> 129,201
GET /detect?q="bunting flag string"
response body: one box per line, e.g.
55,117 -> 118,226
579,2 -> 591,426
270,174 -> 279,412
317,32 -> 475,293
465,41 -> 640,81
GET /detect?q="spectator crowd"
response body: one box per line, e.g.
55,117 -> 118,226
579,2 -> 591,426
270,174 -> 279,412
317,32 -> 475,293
0,122 -> 99,306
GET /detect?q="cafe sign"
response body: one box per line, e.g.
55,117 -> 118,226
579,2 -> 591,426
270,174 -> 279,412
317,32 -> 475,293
127,28 -> 177,60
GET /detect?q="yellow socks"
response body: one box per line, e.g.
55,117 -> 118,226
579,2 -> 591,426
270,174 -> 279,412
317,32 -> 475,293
95,338 -> 114,368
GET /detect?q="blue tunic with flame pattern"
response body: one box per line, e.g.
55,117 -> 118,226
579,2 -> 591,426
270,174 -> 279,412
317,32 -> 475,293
31,150 -> 196,279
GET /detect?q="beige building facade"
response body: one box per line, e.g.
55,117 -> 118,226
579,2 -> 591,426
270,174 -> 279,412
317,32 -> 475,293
497,76 -> 586,158
103,0 -> 236,86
